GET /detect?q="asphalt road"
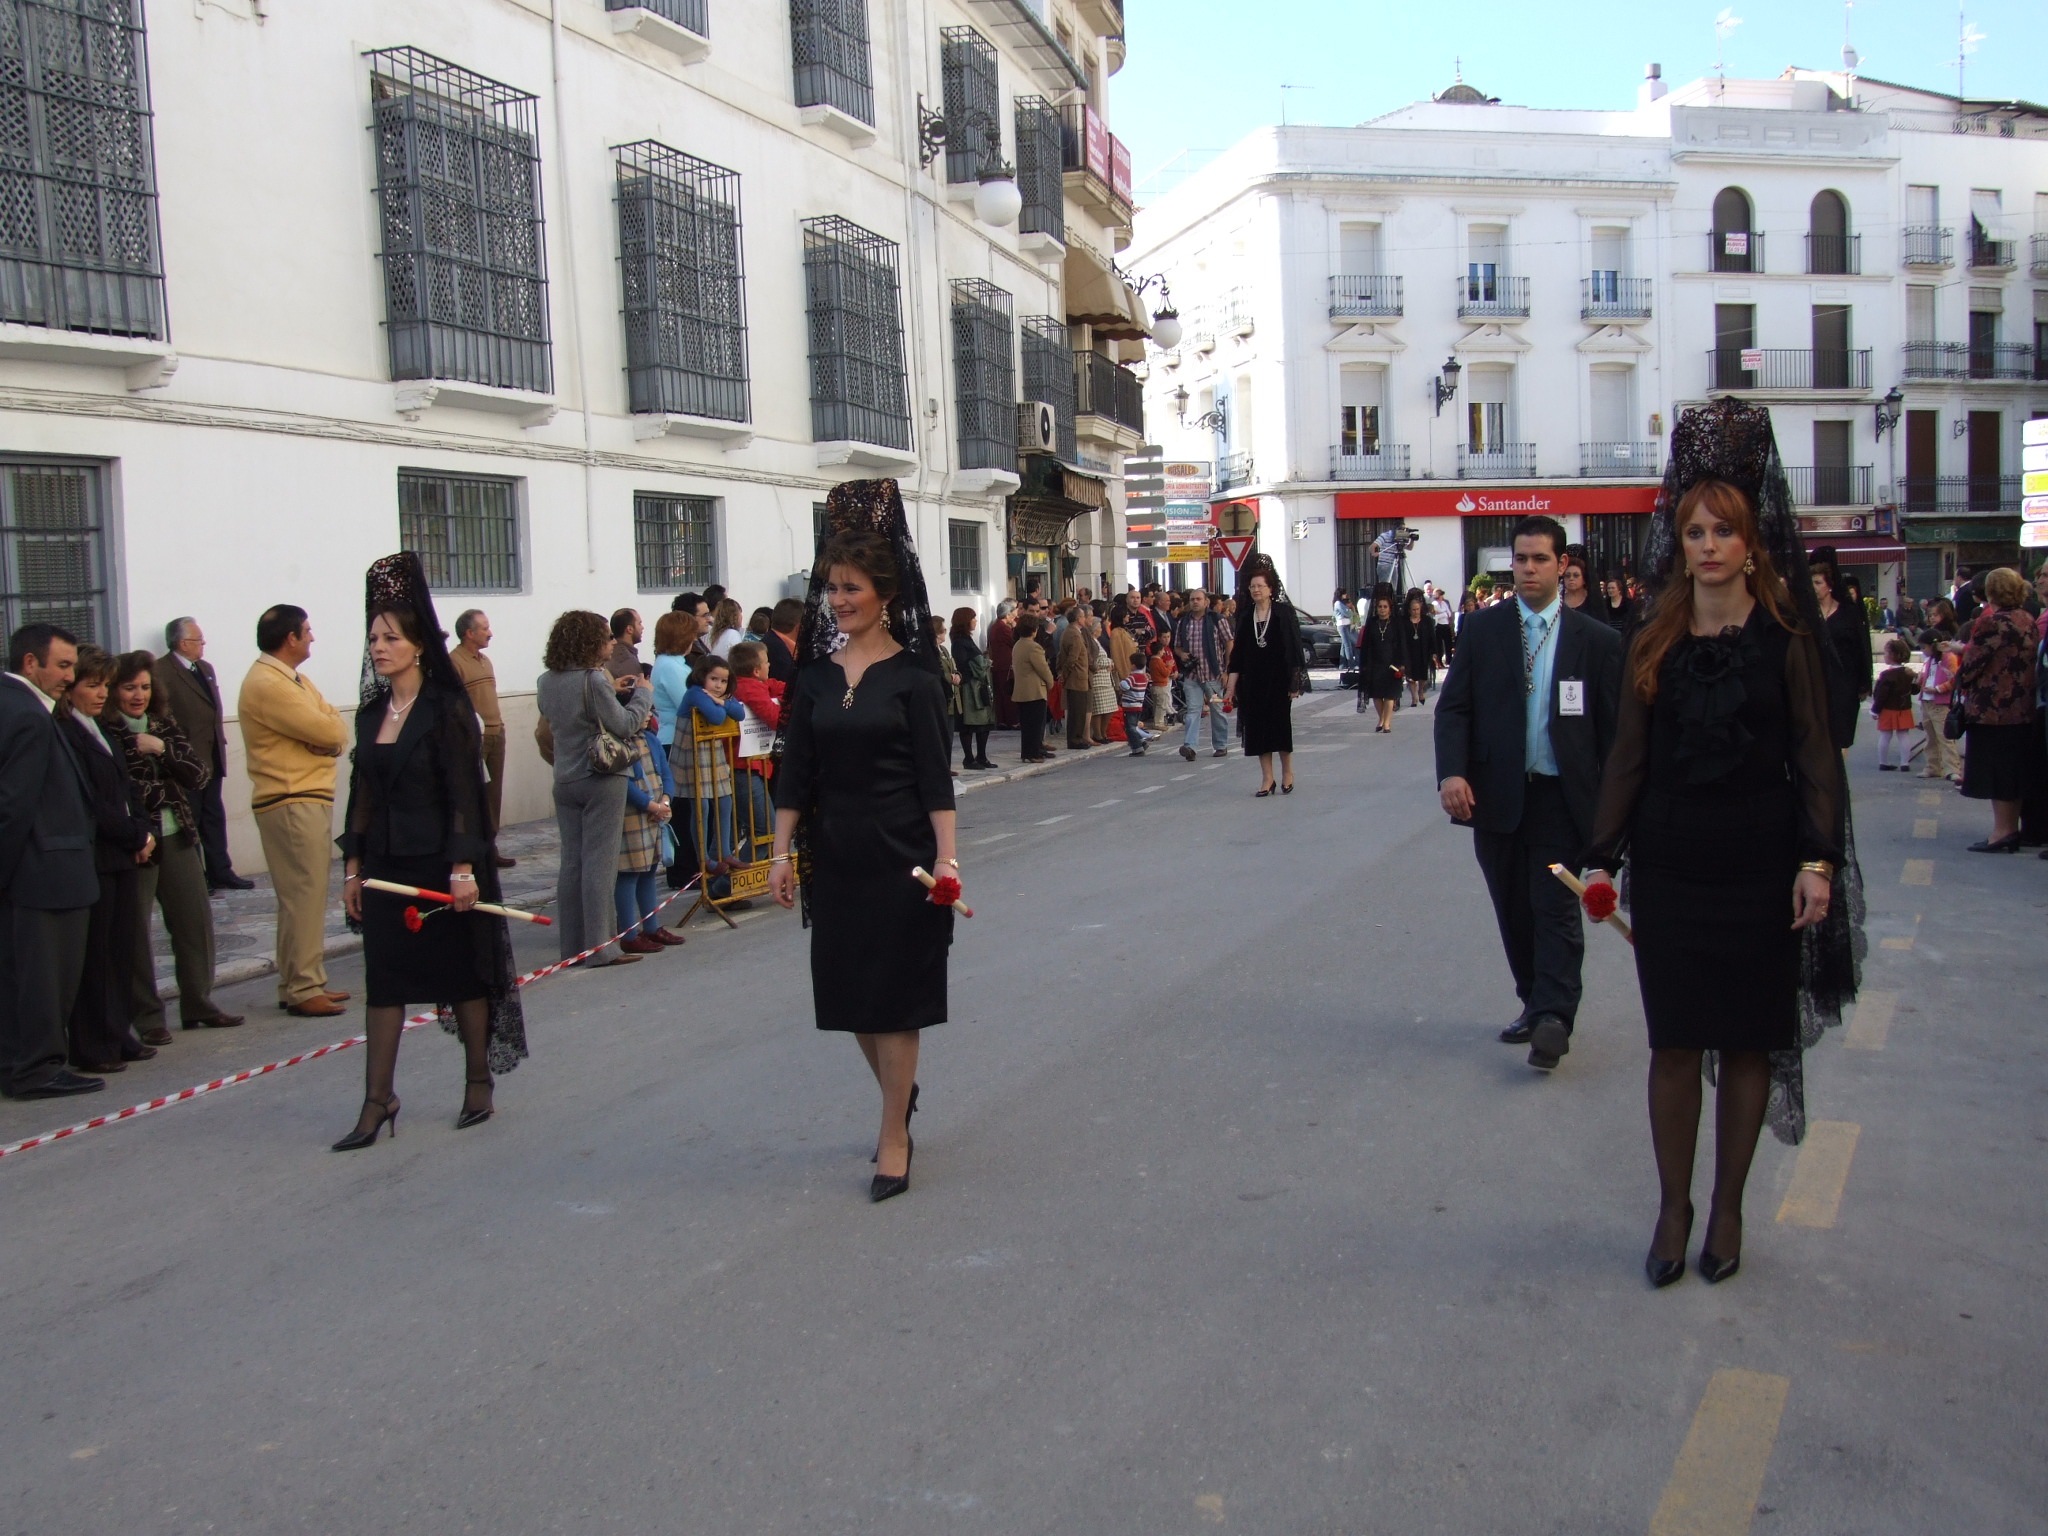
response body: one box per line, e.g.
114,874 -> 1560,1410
3,688 -> 2043,1535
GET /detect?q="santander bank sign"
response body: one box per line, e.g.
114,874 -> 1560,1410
1336,485 -> 1658,519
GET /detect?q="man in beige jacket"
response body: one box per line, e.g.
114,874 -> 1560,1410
238,604 -> 349,1017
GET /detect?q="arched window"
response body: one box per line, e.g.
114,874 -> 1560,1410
1711,187 -> 1756,272
1808,191 -> 1853,273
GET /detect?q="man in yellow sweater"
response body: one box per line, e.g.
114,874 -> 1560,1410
238,605 -> 349,1017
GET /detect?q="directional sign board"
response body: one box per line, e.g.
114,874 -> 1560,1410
1210,535 -> 1255,568
2023,522 -> 2048,549
2026,418 -> 2048,447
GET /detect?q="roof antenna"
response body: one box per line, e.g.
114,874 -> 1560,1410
1841,0 -> 1859,73
1713,9 -> 1743,96
1950,6 -> 1984,100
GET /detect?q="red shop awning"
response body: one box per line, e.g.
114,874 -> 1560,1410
1808,539 -> 1906,559
1336,485 -> 1659,518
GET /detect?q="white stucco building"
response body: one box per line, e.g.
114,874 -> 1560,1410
1126,65 -> 2048,611
0,0 -> 1145,864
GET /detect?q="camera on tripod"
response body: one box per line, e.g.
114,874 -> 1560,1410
1393,526 -> 1421,550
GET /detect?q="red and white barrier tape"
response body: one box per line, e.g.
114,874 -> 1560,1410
0,875 -> 708,1162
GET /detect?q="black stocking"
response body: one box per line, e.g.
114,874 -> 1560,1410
1706,1050 -> 1771,1259
454,997 -> 494,1115
350,1005 -> 406,1136
1646,1049 -> 1702,1261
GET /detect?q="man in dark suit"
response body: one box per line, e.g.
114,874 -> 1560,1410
152,617 -> 253,891
0,624 -> 106,1099
1434,516 -> 1624,1071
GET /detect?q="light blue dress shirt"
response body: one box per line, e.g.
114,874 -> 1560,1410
1518,593 -> 1562,776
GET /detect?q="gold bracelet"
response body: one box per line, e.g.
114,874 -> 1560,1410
939,857 -> 959,869
1798,861 -> 1835,880
771,854 -> 792,865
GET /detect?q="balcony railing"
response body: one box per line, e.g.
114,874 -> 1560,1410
1328,445 -> 1411,480
1216,452 -> 1255,490
1330,274 -> 1403,318
2033,233 -> 2048,275
1708,231 -> 1764,273
1073,350 -> 1143,433
1786,465 -> 1875,507
1457,274 -> 1529,319
1056,104 -> 1132,220
1902,341 -> 2037,380
607,0 -> 707,31
1580,442 -> 1660,477
1968,234 -> 2016,270
1457,445 -> 1537,479
1901,226 -> 1953,266
1581,276 -> 1652,320
1806,233 -> 1861,274
1900,475 -> 2023,514
1707,348 -> 1872,392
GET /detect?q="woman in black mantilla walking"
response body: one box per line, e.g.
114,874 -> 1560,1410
768,481 -> 961,1203
1223,557 -> 1305,796
1582,399 -> 1863,1288
332,553 -> 526,1150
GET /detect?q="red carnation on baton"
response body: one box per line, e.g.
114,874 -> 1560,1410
1581,883 -> 1618,923
403,905 -> 425,933
927,875 -> 962,908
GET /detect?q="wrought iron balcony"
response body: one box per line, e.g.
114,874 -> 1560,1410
1805,233 -> 1861,274
1457,445 -> 1537,479
1580,276 -> 1651,320
1901,226 -> 1952,267
606,0 -> 707,32
1707,348 -> 1872,392
1900,475 -> 2023,514
2034,234 -> 2048,275
1328,445 -> 1411,481
1329,274 -> 1403,318
1785,465 -> 1874,507
1457,274 -> 1529,319
1579,442 -> 1660,477
1708,231 -> 1764,273
1216,451 -> 1255,490
1968,234 -> 2016,270
1073,350 -> 1143,434
1902,341 -> 2036,380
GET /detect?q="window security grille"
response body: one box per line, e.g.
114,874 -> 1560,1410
635,492 -> 717,591
801,215 -> 909,450
790,0 -> 873,127
1014,95 -> 1063,245
1020,314 -> 1076,463
0,459 -> 108,641
615,141 -> 748,422
939,26 -> 999,185
950,278 -> 1014,472
605,0 -> 706,34
368,48 -> 551,395
0,0 -> 165,338
948,520 -> 983,593
398,470 -> 520,591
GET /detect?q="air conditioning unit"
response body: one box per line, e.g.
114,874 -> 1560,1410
1017,401 -> 1057,453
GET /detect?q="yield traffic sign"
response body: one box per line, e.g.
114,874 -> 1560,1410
1210,535 -> 1255,568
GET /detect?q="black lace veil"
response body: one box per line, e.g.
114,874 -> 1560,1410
355,551 -> 528,1074
793,479 -> 945,681
1645,398 -> 1865,1142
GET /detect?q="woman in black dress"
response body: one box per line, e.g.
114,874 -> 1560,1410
769,485 -> 960,1203
1584,401 -> 1861,1288
1224,563 -> 1303,796
1809,553 -> 1871,749
1354,586 -> 1403,732
1398,590 -> 1437,706
333,553 -> 526,1150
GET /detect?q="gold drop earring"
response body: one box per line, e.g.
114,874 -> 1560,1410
1742,556 -> 1756,575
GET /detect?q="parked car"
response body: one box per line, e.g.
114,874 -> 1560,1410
1295,613 -> 1341,668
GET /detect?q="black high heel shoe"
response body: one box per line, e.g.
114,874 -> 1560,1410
456,1076 -> 494,1130
871,1081 -> 918,1162
1645,1203 -> 1693,1289
1697,1250 -> 1741,1284
871,1135 -> 913,1203
330,1095 -> 399,1151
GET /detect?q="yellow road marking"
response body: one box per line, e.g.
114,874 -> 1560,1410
1917,790 -> 1942,806
1880,936 -> 1914,951
1900,859 -> 1934,886
1194,1493 -> 1225,1523
1777,1121 -> 1861,1229
1912,818 -> 1937,839
1845,991 -> 1895,1050
1648,1368 -> 1791,1536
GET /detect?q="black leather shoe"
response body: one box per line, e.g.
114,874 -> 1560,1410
1646,1204 -> 1693,1289
1527,1015 -> 1570,1070
4,1069 -> 106,1100
209,874 -> 255,891
1697,1250 -> 1741,1284
870,1135 -> 914,1203
1498,1014 -> 1534,1044
1967,835 -> 2021,853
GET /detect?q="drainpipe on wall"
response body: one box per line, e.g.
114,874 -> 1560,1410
550,0 -> 600,575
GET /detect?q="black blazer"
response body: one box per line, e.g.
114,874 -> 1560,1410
150,653 -> 228,776
60,715 -> 154,877
339,682 -> 493,868
1433,599 -> 1624,850
0,679 -> 100,909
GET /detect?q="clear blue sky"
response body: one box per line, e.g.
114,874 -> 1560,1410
1113,0 -> 2048,195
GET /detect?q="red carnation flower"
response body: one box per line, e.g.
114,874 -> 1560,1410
928,875 -> 962,908
403,905 -> 425,933
1581,883 -> 1618,923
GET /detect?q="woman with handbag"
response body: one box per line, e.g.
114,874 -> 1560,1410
1223,559 -> 1305,796
1952,567 -> 2039,854
950,607 -> 998,770
538,609 -> 651,968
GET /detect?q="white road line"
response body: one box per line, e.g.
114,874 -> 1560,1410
1172,773 -> 1194,781
970,832 -> 1015,845
1136,785 -> 1163,794
1088,799 -> 1122,809
1035,814 -> 1072,825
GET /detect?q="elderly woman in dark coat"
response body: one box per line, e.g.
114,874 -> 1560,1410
1953,567 -> 2040,854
